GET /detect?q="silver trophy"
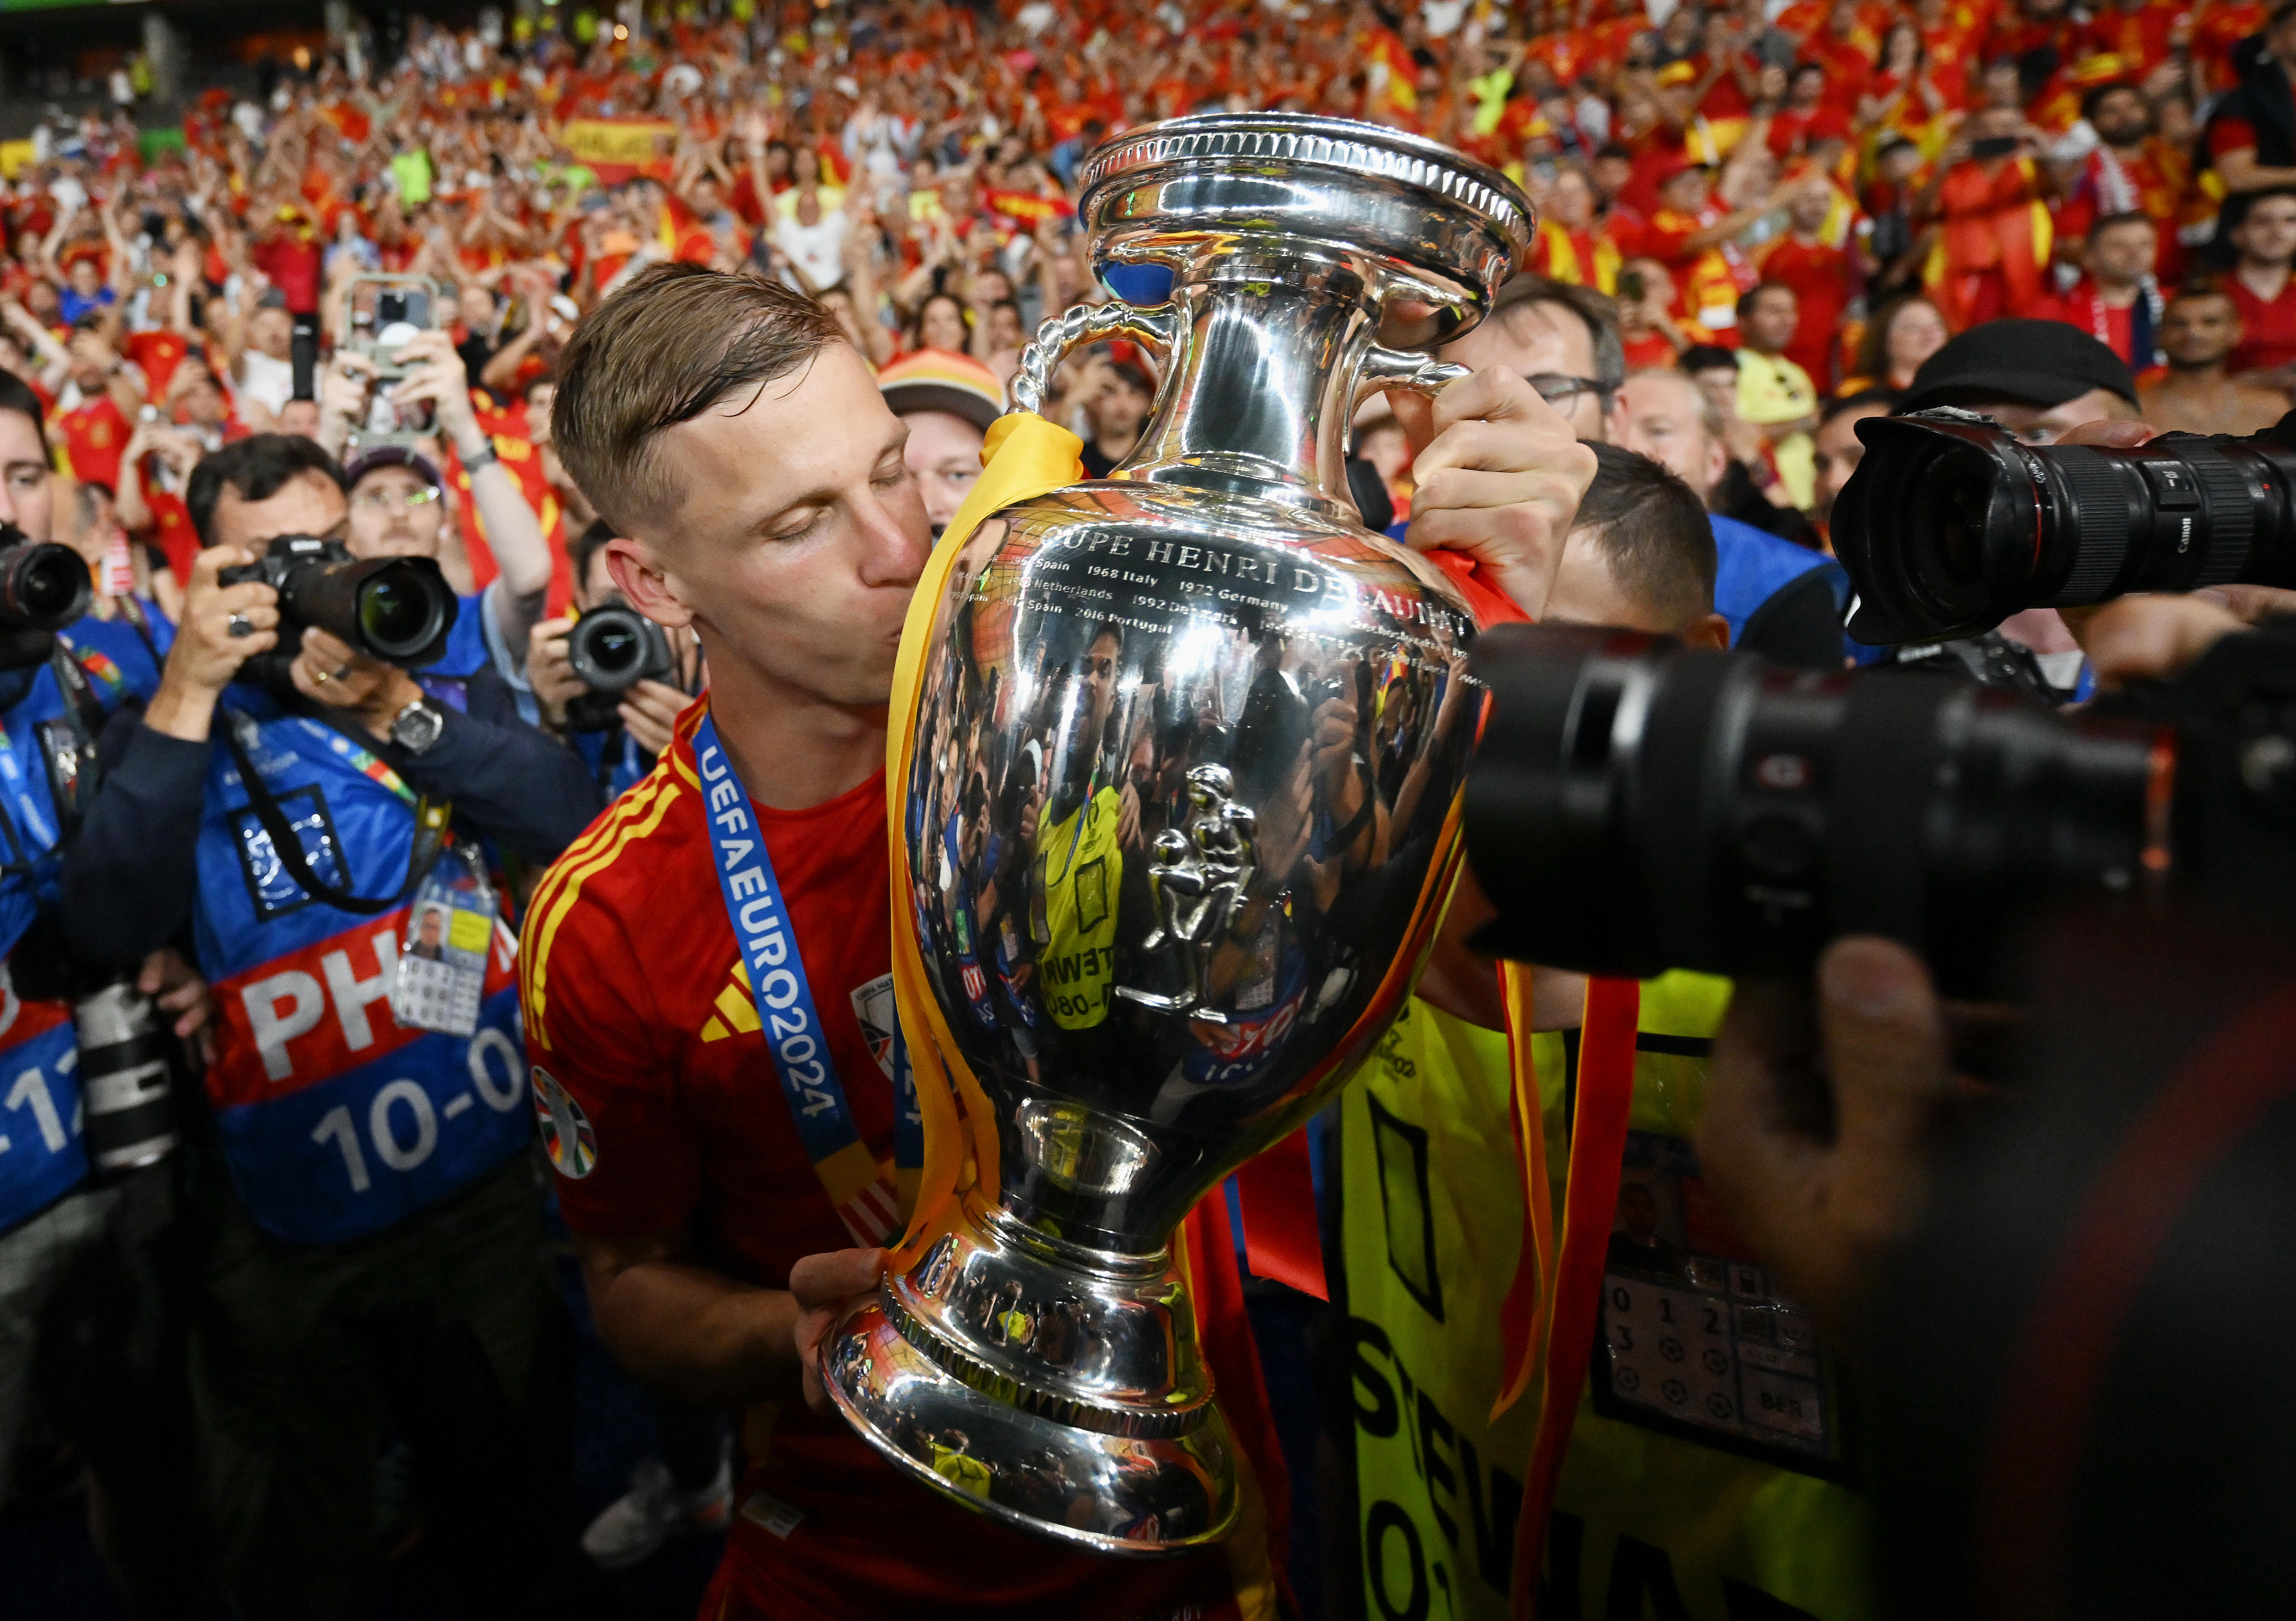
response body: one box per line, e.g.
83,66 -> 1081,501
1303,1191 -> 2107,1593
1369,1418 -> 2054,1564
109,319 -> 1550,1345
823,113 -> 1532,1556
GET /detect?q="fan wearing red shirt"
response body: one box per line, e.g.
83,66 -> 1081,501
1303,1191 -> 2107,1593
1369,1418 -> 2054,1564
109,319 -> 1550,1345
1644,159 -> 1774,343
2055,83 -> 2191,281
2224,189 -> 2296,384
1765,64 -> 1835,159
1985,0 -> 2084,77
51,327 -> 142,495
1757,182 -> 1856,389
249,202 -> 324,315
1528,164 -> 1626,293
1802,0 -> 1881,115
2077,0 -> 2184,74
526,264 -> 1592,1621
2031,212 -> 2165,372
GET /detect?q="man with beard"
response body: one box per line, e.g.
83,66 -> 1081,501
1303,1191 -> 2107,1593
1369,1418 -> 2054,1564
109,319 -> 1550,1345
2056,82 -> 2187,282
1810,388 -> 1900,543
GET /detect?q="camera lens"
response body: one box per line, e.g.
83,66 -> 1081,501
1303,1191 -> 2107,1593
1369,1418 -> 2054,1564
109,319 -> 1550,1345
568,605 -> 663,695
1833,408 -> 2296,644
0,539 -> 95,631
588,622 -> 643,674
18,547 -> 87,619
356,567 -> 450,659
1935,477 -> 1991,587
1463,623 -> 2166,993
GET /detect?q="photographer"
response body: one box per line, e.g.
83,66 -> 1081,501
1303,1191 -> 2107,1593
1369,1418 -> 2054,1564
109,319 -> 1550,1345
0,370 -> 204,1619
1694,586 -> 2296,1620
1883,321 -> 2149,686
56,433 -> 594,1619
526,518 -> 703,800
317,327 -> 556,687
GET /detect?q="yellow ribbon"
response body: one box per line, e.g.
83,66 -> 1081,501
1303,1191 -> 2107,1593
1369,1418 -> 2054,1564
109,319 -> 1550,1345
883,412 -> 1087,1268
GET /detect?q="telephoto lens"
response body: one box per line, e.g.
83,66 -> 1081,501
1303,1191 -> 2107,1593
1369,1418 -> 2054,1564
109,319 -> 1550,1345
279,552 -> 456,665
222,535 -> 458,671
1461,623 -> 2167,995
0,522 -> 95,632
1832,407 -> 2296,644
71,979 -> 180,1174
564,603 -> 673,731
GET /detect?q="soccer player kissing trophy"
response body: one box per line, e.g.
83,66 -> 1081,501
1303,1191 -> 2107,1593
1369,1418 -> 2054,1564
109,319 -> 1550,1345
820,111 -> 1537,1555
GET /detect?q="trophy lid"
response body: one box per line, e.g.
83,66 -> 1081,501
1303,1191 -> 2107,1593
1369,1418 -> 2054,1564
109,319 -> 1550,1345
1076,113 -> 1534,325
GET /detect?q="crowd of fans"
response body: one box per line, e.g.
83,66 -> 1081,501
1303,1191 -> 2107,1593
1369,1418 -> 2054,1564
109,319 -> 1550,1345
5,0 -> 2294,604
5,0 -> 2296,1617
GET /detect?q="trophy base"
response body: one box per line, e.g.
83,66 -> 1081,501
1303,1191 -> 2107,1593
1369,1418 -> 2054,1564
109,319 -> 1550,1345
823,1293 -> 1241,1557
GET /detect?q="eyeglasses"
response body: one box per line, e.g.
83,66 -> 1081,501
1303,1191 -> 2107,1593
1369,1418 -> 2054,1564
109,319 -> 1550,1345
352,486 -> 442,513
1525,374 -> 1613,408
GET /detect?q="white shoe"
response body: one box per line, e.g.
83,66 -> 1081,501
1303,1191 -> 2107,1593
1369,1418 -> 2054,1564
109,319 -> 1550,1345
581,1454 -> 733,1570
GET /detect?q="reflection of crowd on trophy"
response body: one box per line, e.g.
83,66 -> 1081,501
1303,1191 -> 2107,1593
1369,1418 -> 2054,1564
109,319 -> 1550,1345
909,524 -> 1476,1120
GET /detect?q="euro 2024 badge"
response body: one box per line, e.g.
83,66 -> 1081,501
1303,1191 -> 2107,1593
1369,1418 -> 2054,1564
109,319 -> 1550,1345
531,1066 -> 597,1179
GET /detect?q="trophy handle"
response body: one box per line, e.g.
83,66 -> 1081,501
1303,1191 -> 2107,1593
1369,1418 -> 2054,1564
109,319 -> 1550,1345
1011,300 -> 1184,417
1357,345 -> 1472,400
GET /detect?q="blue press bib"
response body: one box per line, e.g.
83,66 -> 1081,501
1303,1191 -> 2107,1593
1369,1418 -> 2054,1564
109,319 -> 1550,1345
0,626 -> 165,1232
193,688 -> 530,1244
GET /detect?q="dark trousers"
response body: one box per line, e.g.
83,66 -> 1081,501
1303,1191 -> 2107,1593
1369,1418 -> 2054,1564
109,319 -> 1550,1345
1,1165 -> 204,1619
189,1150 -> 577,1620
656,1395 -> 727,1493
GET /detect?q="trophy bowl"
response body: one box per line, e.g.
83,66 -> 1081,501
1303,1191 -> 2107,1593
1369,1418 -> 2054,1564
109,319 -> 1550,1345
822,112 -> 1533,1556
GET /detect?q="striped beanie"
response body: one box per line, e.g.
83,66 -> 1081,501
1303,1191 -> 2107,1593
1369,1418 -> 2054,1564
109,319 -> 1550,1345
877,347 -> 1005,434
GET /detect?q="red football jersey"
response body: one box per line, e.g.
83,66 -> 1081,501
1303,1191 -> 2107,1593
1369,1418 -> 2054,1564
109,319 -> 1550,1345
56,395 -> 128,494
521,701 -> 1284,1620
1757,233 -> 1853,391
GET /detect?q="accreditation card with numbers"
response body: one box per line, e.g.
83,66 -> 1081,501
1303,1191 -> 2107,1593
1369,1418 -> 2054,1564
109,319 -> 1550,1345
1588,1128 -> 1854,1481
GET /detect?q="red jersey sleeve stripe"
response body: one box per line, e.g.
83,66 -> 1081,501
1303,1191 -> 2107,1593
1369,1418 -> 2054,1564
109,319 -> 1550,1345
519,778 -> 668,976
521,775 -> 685,1046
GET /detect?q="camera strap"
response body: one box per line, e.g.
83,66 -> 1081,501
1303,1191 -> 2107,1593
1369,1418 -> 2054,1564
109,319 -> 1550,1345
694,708 -> 909,1247
35,642 -> 114,847
110,595 -> 165,672
0,642 -> 108,872
222,718 -> 450,916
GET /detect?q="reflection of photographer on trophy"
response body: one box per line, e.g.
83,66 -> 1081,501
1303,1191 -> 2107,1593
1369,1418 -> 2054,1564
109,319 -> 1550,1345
1019,620 -> 1145,1037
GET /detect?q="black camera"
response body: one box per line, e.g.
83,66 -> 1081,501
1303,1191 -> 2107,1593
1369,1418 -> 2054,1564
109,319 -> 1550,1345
1832,407 -> 2296,644
219,534 -> 457,685
563,601 -> 673,732
0,521 -> 95,636
1461,621 -> 2296,995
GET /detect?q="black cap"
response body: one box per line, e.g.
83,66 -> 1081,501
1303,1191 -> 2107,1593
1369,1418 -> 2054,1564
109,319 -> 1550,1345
343,444 -> 449,495
1897,318 -> 2136,414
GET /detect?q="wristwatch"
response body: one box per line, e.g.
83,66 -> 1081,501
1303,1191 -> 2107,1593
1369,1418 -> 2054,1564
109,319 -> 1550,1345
388,696 -> 446,755
459,436 -> 500,472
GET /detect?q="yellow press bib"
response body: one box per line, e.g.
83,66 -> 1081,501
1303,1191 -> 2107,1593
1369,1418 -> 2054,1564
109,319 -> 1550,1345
1339,979 -> 1874,1621
1032,784 -> 1123,1031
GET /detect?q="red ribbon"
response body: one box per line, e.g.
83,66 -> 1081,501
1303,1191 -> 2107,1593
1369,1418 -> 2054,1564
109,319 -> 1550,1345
1514,976 -> 1641,1619
1236,1130 -> 1329,1300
